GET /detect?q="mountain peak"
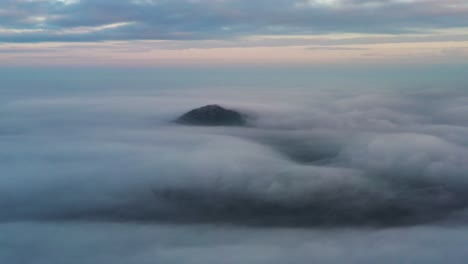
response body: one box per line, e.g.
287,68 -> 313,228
175,104 -> 247,126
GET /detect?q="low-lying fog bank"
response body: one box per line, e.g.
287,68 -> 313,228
1,87 -> 468,226
1,83 -> 468,262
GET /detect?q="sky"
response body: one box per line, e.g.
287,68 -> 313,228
1,0 -> 468,66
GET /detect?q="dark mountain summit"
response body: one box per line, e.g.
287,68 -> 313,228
175,104 -> 247,126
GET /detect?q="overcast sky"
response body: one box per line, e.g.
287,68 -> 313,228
1,0 -> 467,66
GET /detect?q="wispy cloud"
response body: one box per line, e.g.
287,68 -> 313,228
0,0 -> 467,42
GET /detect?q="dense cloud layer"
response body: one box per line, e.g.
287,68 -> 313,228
1,84 -> 468,227
1,70 -> 468,263
1,0 -> 468,42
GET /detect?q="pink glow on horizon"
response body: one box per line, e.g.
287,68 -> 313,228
1,39 -> 468,66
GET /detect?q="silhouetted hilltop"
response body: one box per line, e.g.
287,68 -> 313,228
175,105 -> 246,126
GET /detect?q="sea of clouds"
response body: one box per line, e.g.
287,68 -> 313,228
1,82 -> 468,263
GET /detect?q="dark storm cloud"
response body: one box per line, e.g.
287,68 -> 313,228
0,0 -> 468,42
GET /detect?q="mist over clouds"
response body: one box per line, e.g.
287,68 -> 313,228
1,68 -> 468,263
2,222 -> 468,264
